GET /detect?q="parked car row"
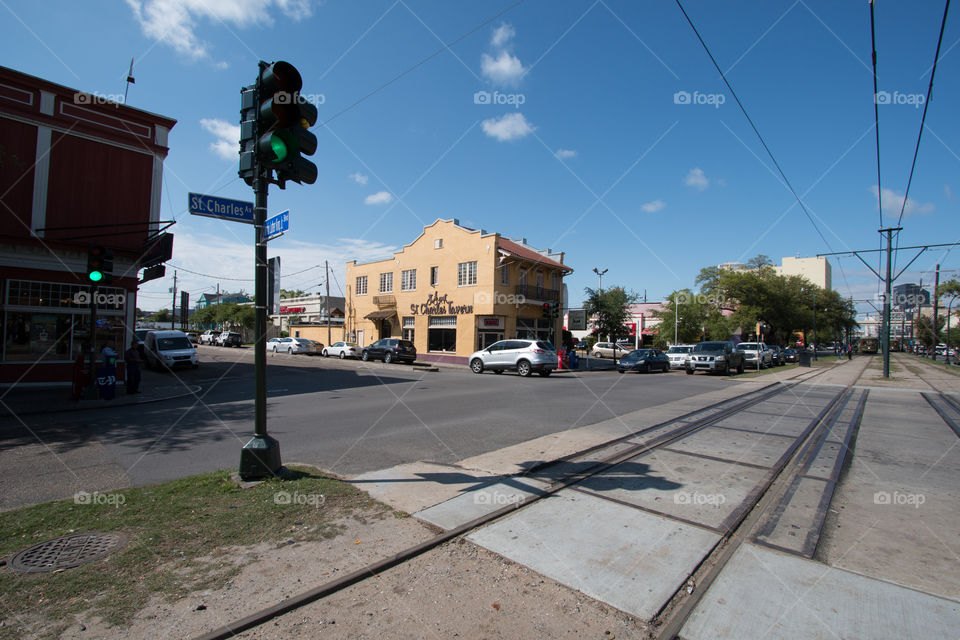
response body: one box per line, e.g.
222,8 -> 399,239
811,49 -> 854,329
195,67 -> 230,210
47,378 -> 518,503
198,330 -> 243,347
267,337 -> 323,355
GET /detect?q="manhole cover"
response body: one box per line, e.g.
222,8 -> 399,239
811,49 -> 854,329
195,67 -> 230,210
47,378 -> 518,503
8,532 -> 127,573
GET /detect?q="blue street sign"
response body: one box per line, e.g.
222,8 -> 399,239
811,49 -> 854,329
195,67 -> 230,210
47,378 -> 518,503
264,210 -> 289,241
188,192 -> 254,224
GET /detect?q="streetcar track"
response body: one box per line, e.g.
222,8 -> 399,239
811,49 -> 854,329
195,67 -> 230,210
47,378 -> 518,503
191,364 -> 836,640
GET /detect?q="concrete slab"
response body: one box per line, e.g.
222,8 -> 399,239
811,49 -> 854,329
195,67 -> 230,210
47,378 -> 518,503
666,427 -> 797,469
575,449 -> 769,530
817,392 -> 960,600
753,476 -> 830,556
680,543 -> 960,640
467,489 -> 720,621
415,477 -> 550,530
456,383 -> 751,477
349,462 -> 501,515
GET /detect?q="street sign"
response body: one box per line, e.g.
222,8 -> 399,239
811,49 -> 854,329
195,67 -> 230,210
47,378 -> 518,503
568,309 -> 587,331
264,210 -> 289,241
188,192 -> 254,224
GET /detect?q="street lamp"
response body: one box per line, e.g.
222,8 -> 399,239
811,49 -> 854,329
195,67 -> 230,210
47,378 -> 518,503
593,267 -> 608,292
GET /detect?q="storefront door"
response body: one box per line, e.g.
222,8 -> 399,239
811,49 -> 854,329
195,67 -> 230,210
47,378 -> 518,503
478,331 -> 503,350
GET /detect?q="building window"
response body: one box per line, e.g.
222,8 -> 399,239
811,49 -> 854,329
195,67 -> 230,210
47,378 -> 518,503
500,265 -> 509,286
430,266 -> 439,287
518,269 -> 527,286
428,316 -> 457,352
379,272 -> 393,293
355,276 -> 368,296
458,261 -> 477,287
552,272 -> 558,291
536,271 -> 543,296
402,316 -> 415,342
434,238 -> 443,249
401,269 -> 417,291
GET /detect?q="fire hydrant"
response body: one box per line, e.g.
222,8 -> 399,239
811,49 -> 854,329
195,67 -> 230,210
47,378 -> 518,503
557,349 -> 566,370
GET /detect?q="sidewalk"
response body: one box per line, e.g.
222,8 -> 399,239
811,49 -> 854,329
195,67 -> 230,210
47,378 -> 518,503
0,371 -> 200,418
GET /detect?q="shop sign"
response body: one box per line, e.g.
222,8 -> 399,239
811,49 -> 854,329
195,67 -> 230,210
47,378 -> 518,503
410,292 -> 473,316
73,290 -> 125,309
480,317 -> 503,328
279,306 -> 305,314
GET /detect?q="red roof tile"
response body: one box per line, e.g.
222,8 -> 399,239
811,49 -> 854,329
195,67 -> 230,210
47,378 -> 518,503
498,238 -> 572,271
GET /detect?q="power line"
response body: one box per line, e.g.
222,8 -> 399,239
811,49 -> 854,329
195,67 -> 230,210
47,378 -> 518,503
674,0 -> 835,254
895,0 -> 951,229
869,0 -> 882,229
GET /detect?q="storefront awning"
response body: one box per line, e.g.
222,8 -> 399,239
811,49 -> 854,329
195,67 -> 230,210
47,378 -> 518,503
364,310 -> 397,320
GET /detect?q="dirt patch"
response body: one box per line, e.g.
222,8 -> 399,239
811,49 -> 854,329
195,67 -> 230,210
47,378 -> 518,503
228,538 -> 650,640
54,514 -> 434,640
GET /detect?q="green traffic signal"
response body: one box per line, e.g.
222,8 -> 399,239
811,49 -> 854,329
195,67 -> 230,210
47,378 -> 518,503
89,270 -> 103,283
86,245 -> 113,284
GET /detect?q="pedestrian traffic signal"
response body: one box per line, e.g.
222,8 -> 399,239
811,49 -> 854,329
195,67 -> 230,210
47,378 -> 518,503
245,60 -> 317,188
86,245 -> 113,284
541,302 -> 551,319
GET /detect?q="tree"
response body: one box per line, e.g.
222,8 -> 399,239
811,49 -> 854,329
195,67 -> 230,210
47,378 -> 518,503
651,289 -> 730,347
583,286 -> 638,343
280,288 -> 307,299
746,254 -> 773,271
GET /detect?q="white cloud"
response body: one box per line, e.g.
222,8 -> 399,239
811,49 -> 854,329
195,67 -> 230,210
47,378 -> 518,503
481,51 -> 526,87
349,172 -> 369,185
199,118 -> 239,160
491,23 -> 515,48
481,112 -> 534,142
554,149 -> 577,159
684,167 -> 710,191
364,191 -> 393,205
641,200 -> 666,213
124,0 -> 313,59
870,186 -> 934,217
136,232 -> 397,309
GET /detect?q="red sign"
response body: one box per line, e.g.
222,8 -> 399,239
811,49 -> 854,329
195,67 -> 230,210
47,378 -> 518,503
623,322 -> 636,336
279,306 -> 305,314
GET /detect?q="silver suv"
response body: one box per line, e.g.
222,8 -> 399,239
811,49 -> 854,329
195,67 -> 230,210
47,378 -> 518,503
686,341 -> 744,375
469,339 -> 557,377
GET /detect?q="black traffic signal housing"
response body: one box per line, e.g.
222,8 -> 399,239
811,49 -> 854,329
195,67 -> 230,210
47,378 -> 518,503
551,301 -> 560,319
86,245 -> 113,284
240,61 -> 317,189
541,302 -> 551,319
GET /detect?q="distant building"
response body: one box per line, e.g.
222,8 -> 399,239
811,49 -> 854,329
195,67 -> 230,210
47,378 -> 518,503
893,283 -> 930,310
774,256 -> 832,290
196,292 -> 252,309
718,262 -> 748,272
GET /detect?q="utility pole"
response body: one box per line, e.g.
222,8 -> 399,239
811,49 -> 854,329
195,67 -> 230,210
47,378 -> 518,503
216,282 -> 220,330
933,264 -> 941,360
878,227 -> 900,377
171,270 -> 177,330
325,260 -> 331,347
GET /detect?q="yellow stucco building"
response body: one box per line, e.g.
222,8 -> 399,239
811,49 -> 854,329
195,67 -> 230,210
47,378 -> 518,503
346,219 -> 573,365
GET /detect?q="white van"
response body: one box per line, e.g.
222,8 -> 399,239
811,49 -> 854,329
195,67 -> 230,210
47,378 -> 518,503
143,330 -> 199,370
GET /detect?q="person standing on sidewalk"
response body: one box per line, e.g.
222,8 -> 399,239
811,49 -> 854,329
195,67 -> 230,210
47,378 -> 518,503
124,338 -> 142,394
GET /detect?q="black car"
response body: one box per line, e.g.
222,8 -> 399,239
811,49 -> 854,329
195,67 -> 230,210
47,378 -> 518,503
782,348 -> 798,363
768,345 -> 786,366
216,331 -> 243,347
361,338 -> 417,364
617,349 -> 670,374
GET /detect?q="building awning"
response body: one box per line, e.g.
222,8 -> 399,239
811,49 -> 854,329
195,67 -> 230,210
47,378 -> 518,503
364,310 -> 397,320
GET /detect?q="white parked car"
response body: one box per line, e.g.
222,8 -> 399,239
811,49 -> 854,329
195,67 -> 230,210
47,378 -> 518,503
323,341 -> 360,359
269,337 -> 321,355
666,345 -> 694,370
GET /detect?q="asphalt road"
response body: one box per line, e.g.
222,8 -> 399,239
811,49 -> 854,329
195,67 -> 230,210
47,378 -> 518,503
10,346 -> 741,488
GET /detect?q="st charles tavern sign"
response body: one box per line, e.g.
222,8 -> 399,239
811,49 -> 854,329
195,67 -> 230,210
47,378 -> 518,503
409,292 -> 473,316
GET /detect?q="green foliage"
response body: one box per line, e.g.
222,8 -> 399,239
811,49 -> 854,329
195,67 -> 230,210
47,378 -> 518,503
652,289 -> 731,346
583,286 -> 639,342
280,288 -> 307,299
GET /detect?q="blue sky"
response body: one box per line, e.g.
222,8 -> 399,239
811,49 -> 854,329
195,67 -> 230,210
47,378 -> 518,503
4,1 -> 959,316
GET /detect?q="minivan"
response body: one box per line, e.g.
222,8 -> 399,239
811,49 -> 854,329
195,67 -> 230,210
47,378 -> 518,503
144,330 -> 199,370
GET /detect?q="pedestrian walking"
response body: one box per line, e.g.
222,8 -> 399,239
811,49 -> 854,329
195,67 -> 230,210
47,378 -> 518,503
125,338 -> 142,394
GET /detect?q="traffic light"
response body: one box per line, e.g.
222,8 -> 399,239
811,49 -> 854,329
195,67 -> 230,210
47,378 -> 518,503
551,302 -> 560,319
239,61 -> 317,189
541,302 -> 551,319
86,245 -> 113,284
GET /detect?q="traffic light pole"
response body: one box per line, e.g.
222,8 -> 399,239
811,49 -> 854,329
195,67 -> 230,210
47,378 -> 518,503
239,73 -> 282,480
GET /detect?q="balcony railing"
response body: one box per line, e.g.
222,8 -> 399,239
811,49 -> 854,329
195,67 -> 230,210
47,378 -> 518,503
514,285 -> 560,302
